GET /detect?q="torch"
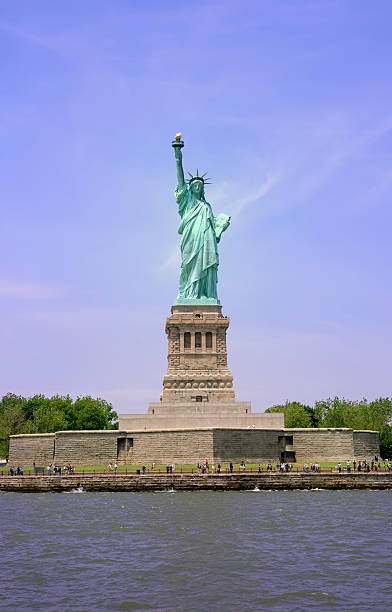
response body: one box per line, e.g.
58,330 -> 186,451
172,132 -> 184,150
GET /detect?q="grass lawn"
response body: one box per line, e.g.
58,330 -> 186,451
0,461 -> 364,475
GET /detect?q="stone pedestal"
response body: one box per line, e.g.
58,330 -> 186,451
161,304 -> 236,404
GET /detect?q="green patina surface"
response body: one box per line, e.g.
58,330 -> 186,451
172,139 -> 230,304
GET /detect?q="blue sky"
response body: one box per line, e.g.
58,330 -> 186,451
1,1 -> 391,414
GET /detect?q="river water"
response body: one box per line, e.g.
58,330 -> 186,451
0,489 -> 391,611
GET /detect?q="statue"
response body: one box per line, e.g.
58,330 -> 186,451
172,134 -> 230,305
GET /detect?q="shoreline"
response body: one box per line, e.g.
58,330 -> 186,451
1,472 -> 392,492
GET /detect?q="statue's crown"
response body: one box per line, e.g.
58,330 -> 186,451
186,169 -> 211,185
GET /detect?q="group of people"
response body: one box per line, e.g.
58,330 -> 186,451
303,463 -> 320,472
8,464 -> 78,475
47,464 -> 75,475
6,457 -> 392,476
197,460 -> 223,474
8,466 -> 23,475
336,457 -> 390,473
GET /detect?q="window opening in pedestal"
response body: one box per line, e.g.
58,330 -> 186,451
206,332 -> 212,348
196,396 -> 202,402
184,332 -> 191,348
195,332 -> 201,348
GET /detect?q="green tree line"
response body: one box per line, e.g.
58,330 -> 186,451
265,397 -> 392,458
0,393 -> 119,458
1,394 -> 391,459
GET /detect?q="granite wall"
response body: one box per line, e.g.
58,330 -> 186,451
8,433 -> 55,466
2,472 -> 392,493
212,429 -> 282,462
284,428 -> 355,462
8,426 -> 380,466
353,430 -> 380,459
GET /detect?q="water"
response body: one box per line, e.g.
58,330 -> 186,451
1,490 -> 391,611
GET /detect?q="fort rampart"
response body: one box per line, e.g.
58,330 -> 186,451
8,427 -> 380,466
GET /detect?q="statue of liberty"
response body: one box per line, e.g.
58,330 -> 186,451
172,134 -> 230,305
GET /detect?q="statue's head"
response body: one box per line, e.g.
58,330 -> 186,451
187,170 -> 211,199
190,179 -> 204,198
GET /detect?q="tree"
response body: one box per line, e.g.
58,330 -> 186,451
380,425 -> 392,459
314,397 -> 392,431
73,396 -> 116,430
27,405 -> 68,434
99,398 -> 119,430
0,392 -> 119,457
265,401 -> 315,428
0,394 -> 28,457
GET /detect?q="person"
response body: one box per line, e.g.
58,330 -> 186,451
173,143 -> 230,301
211,464 -> 215,474
108,463 -> 113,472
9,466 -> 14,476
229,462 -> 233,474
114,462 -> 118,473
338,463 -> 342,473
347,460 -> 351,473
217,463 -> 221,474
151,462 -> 155,471
258,464 -> 261,473
142,465 -> 146,474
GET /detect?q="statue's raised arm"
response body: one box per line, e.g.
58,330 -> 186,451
172,133 -> 185,189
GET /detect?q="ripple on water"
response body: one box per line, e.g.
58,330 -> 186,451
0,490 -> 391,611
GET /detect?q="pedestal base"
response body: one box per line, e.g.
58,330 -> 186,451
162,303 -> 234,403
148,402 -> 251,415
174,297 -> 220,305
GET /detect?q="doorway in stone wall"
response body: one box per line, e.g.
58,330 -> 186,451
117,437 -> 133,464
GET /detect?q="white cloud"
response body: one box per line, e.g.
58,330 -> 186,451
0,280 -> 67,300
160,246 -> 181,272
229,173 -> 281,218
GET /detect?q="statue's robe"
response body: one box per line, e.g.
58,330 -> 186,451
175,184 -> 228,300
